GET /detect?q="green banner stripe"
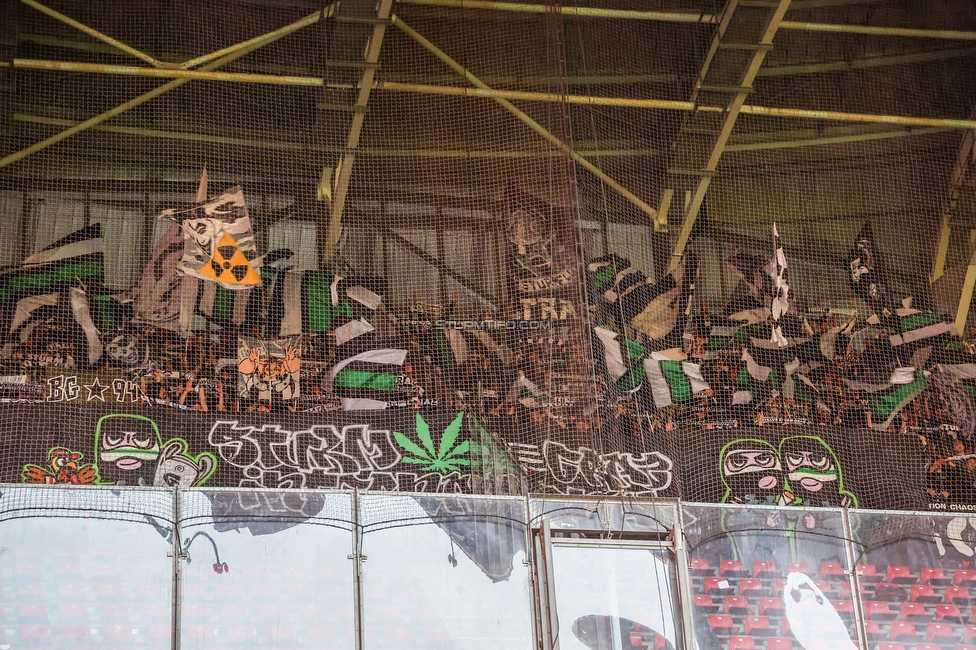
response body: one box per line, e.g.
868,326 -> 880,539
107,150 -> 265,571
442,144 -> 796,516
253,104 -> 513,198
335,369 -> 397,392
869,371 -> 927,418
0,261 -> 103,300
660,360 -> 692,402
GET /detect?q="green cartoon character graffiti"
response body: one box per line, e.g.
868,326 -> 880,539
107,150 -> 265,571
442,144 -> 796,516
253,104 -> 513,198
94,414 -> 216,487
719,439 -> 787,506
779,435 -> 857,508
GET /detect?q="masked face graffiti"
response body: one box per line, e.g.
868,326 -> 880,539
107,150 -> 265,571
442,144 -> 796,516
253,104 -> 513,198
779,435 -> 857,508
720,439 -> 784,505
95,414 -> 162,486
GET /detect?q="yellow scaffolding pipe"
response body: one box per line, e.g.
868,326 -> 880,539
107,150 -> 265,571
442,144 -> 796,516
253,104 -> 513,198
396,0 -> 717,23
13,61 -> 976,133
13,59 -> 326,86
395,0 -> 976,40
21,0 -> 168,68
0,8 -> 332,169
13,112 -> 660,158
392,15 -> 660,223
178,6 -> 334,69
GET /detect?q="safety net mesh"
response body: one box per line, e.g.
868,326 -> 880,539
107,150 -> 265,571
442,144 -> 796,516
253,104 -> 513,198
1,0 -> 976,513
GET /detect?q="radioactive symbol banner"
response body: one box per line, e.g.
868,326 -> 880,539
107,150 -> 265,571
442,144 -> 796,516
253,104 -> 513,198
163,186 -> 262,290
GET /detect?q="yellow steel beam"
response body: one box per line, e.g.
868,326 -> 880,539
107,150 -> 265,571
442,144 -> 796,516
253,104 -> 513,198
15,60 -> 976,132
670,0 -> 793,272
395,0 -> 976,40
954,236 -> 976,337
21,0 -> 168,68
13,58 -> 326,86
324,0 -> 396,263
396,0 -> 717,23
931,118 -> 976,282
392,15 -> 660,223
178,6 -> 334,69
0,8 -> 332,170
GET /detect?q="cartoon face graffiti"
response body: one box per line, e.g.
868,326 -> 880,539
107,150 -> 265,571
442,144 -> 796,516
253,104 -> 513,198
95,414 -> 162,485
153,439 -> 216,487
779,436 -> 857,508
720,439 -> 784,505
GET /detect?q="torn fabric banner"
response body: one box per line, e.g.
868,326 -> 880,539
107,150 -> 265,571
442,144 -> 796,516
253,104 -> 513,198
592,326 -> 646,393
163,186 -> 261,290
630,253 -> 696,341
848,222 -> 895,323
329,348 -> 411,410
0,224 -> 106,353
643,357 -> 710,408
867,369 -> 927,431
890,312 -> 952,346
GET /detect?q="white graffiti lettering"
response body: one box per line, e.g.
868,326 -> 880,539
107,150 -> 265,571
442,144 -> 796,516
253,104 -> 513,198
507,440 -> 673,497
208,420 -> 467,492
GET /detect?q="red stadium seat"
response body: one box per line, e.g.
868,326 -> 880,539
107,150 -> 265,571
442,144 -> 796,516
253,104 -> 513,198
704,577 -> 735,594
938,604 -> 964,623
766,639 -> 791,650
922,568 -> 950,585
786,562 -> 809,574
725,596 -> 750,614
754,562 -> 779,579
957,570 -> 976,587
947,586 -> 971,603
916,644 -> 943,650
740,579 -> 765,597
772,579 -> 788,596
820,562 -> 845,581
878,644 -> 905,650
708,615 -> 736,636
865,601 -> 896,620
912,584 -> 941,603
21,625 -> 49,640
965,626 -> 976,644
759,598 -> 785,617
780,617 -> 791,636
955,646 -> 976,650
745,616 -> 774,636
865,620 -> 883,637
839,581 -> 867,599
729,636 -> 757,650
890,622 -> 918,641
857,564 -> 881,582
722,560 -> 749,577
18,604 -> 46,617
693,595 -> 719,612
888,566 -> 916,584
900,602 -> 928,621
927,623 -> 958,643
814,580 -> 835,596
690,558 -> 714,575
833,600 -> 854,615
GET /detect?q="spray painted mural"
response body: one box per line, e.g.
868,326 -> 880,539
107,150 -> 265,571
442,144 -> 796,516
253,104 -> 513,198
0,182 -> 972,510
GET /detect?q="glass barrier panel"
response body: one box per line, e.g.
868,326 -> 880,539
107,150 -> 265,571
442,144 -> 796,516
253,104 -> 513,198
682,503 -> 856,650
530,497 -> 678,534
550,540 -> 681,650
359,493 -> 533,650
0,486 -> 175,649
850,508 -> 976,650
178,489 -> 355,649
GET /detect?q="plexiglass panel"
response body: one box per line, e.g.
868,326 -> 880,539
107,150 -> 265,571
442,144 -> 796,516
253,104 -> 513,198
178,490 -> 355,649
851,509 -> 976,650
682,503 -> 856,650
359,493 -> 533,650
530,497 -> 677,534
550,542 -> 681,650
0,486 -> 174,649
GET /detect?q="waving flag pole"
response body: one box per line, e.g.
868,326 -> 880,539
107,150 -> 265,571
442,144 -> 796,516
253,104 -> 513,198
769,223 -> 791,347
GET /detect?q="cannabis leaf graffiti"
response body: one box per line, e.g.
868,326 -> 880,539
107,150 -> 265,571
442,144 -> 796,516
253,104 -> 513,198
394,413 -> 470,473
